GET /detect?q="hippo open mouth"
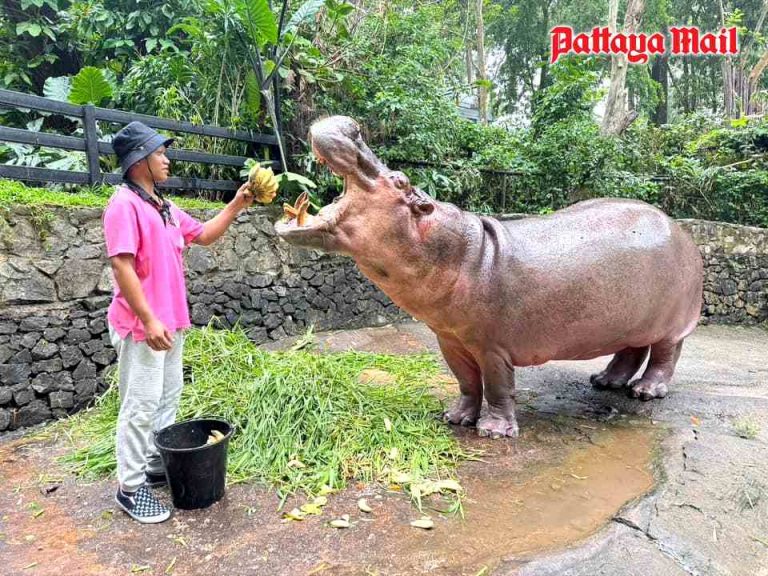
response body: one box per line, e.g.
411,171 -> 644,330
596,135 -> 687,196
273,191 -> 342,248
274,116 -> 386,249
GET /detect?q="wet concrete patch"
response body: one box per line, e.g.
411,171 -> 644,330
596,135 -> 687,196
0,439 -> 108,576
323,418 -> 659,575
433,425 -> 656,567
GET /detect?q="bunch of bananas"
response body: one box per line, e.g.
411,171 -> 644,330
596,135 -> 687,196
247,164 -> 279,204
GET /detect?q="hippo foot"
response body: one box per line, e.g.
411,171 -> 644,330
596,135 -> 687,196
477,415 -> 519,439
628,379 -> 668,401
590,371 -> 629,390
443,397 -> 481,427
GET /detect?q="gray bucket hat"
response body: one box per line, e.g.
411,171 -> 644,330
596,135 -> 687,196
113,121 -> 175,177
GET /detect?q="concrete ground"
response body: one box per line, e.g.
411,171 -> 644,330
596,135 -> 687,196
1,322 -> 766,575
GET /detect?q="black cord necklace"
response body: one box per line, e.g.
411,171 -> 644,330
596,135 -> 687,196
123,179 -> 174,226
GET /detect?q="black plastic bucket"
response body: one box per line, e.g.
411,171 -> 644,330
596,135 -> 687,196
154,417 -> 234,510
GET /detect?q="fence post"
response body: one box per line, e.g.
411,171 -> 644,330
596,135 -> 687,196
502,175 -> 507,213
82,105 -> 101,186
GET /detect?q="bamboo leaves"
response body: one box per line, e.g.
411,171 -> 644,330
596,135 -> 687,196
62,326 -> 468,504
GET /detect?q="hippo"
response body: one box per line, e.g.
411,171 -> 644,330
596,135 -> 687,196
275,116 -> 704,438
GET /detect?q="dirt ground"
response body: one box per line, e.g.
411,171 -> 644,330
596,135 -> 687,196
1,322 -> 766,576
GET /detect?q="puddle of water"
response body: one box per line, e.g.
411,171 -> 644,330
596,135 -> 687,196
396,424 -> 657,574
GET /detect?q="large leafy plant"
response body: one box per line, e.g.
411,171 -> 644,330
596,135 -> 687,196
229,0 -> 341,171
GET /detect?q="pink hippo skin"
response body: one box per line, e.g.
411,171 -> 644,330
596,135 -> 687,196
275,116 -> 704,438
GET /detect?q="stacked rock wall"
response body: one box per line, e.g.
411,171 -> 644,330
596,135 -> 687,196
0,205 -> 405,431
679,220 -> 768,324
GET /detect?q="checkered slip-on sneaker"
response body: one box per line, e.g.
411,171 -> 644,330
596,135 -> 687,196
144,470 -> 168,488
115,485 -> 171,524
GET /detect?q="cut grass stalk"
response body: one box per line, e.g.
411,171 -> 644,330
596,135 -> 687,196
61,326 -> 471,504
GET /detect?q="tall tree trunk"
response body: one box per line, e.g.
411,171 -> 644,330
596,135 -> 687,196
718,0 -> 735,117
722,57 -> 736,118
539,0 -> 552,91
651,54 -> 669,124
741,0 -> 768,115
748,50 -> 768,115
476,0 -> 488,123
465,0 -> 474,87
601,0 -> 645,135
693,60 -> 699,111
720,0 -> 768,118
466,45 -> 474,85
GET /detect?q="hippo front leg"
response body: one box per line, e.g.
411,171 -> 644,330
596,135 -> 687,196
477,354 -> 519,439
438,335 -> 482,427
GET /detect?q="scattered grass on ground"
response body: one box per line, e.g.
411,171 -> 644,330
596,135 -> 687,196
736,477 -> 765,511
732,416 -> 761,440
60,326 -> 470,504
0,179 -> 224,210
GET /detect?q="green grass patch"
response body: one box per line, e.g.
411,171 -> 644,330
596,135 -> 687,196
0,179 -> 224,210
60,326 -> 469,503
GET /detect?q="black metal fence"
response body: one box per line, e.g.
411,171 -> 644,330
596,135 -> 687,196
0,89 -> 280,194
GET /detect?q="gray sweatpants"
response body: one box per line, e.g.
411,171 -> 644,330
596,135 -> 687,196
109,324 -> 185,492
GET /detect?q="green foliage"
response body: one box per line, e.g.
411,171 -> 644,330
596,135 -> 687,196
531,58 -> 602,135
0,179 -> 223,210
284,0 -> 327,35
733,416 -> 761,440
68,66 -> 112,105
320,2 -> 468,165
233,0 -> 278,47
42,75 -> 70,101
1,0 -> 767,227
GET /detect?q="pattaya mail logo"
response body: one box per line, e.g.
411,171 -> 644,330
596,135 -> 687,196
550,26 -> 739,64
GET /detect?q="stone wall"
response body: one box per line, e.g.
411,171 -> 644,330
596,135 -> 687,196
0,205 -> 406,432
0,205 -> 766,432
679,220 -> 768,324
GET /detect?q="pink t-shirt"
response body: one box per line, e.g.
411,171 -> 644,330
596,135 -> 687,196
103,186 -> 204,342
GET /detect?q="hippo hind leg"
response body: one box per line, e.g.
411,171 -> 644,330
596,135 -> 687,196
591,346 -> 650,390
629,340 -> 684,401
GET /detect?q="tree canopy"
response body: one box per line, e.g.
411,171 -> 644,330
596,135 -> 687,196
1,0 -> 768,226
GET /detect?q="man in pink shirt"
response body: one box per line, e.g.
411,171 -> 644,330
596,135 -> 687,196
104,121 -> 256,523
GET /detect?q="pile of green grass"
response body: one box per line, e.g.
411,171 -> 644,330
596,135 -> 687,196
0,179 -> 223,210
61,326 -> 468,501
